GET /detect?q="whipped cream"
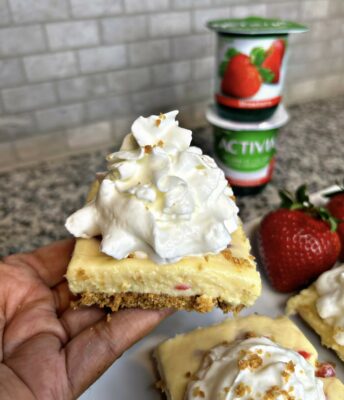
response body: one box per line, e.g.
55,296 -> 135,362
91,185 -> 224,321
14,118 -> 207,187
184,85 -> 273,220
65,111 -> 239,264
186,337 -> 325,400
315,264 -> 344,345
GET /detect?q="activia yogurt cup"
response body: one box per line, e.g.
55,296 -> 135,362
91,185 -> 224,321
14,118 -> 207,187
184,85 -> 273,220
206,103 -> 289,196
207,17 -> 307,123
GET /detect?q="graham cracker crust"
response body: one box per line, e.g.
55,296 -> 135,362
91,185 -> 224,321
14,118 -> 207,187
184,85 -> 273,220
76,292 -> 245,313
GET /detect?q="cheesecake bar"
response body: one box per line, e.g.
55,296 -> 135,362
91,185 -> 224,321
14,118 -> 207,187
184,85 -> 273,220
65,111 -> 261,313
66,182 -> 260,312
154,315 -> 344,400
287,264 -> 344,362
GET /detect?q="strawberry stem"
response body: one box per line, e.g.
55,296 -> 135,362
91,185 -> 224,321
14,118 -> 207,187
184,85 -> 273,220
279,184 -> 339,232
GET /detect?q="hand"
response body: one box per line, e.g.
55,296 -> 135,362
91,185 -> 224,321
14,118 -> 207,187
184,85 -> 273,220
0,239 -> 172,400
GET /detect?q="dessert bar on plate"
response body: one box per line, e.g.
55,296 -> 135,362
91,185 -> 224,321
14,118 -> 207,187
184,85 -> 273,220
287,263 -> 344,362
154,314 -> 344,400
65,111 -> 261,313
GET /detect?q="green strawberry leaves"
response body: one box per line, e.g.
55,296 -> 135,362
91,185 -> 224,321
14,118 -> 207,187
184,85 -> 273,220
225,47 -> 240,59
279,184 -> 339,232
250,47 -> 265,66
250,47 -> 276,83
279,184 -> 309,210
258,67 -> 275,83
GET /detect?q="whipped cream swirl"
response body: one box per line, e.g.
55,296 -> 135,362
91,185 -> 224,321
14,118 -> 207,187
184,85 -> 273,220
315,264 -> 344,345
186,337 -> 325,400
65,111 -> 239,264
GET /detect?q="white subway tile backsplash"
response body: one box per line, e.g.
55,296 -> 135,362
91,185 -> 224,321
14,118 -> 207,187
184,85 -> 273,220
0,26 -> 46,57
36,103 -> 85,131
131,86 -> 178,114
124,0 -> 169,14
9,0 -> 68,23
0,0 -> 342,168
24,52 -> 78,82
0,113 -> 36,140
173,0 -> 212,8
287,79 -> 318,103
231,4 -> 267,18
193,8 -> 230,33
329,0 -> 344,16
318,73 -> 344,97
2,83 -> 56,112
70,0 -> 122,18
289,41 -> 328,64
15,132 -> 68,161
266,2 -> 301,20
174,79 -> 211,103
112,115 -> 133,145
0,59 -> 24,88
128,39 -> 170,66
67,121 -> 112,149
329,37 -> 344,56
152,60 -> 191,86
101,16 -> 148,44
79,45 -> 127,73
0,0 -> 10,26
107,67 -> 152,93
172,34 -> 214,59
149,12 -> 191,37
47,21 -> 99,50
57,75 -> 109,102
86,95 -> 131,120
192,56 -> 215,80
301,0 -> 329,20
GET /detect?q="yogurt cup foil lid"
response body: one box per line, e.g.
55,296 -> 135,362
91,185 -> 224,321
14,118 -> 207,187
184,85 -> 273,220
207,16 -> 308,35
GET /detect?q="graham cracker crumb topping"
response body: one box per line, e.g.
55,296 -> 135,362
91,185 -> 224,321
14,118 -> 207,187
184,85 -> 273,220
262,385 -> 295,400
238,351 -> 263,370
234,382 -> 252,397
155,113 -> 166,127
144,145 -> 153,154
192,386 -> 205,398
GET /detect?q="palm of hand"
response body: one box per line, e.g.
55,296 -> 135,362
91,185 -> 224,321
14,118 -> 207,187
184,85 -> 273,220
0,240 -> 170,400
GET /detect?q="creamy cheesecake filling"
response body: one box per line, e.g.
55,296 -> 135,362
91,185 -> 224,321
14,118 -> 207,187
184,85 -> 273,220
186,337 -> 325,400
315,264 -> 344,346
66,224 -> 260,307
65,111 -> 239,264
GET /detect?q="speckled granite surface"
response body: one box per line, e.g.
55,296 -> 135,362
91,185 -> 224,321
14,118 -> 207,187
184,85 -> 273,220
1,96 -> 343,257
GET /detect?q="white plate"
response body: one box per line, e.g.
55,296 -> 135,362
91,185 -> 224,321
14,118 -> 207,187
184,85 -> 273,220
80,186 -> 344,400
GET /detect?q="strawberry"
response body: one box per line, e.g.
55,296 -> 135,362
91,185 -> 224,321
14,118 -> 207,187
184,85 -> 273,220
316,362 -> 336,378
327,192 -> 344,261
257,185 -> 341,293
221,53 -> 262,98
261,39 -> 285,83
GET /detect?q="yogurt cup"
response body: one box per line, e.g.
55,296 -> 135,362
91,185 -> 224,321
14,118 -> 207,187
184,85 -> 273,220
206,103 -> 289,196
207,17 -> 307,122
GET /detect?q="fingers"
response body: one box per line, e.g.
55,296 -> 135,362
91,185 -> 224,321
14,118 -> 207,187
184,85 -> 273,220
59,306 -> 105,339
52,281 -> 77,316
65,308 -> 173,397
4,239 -> 75,287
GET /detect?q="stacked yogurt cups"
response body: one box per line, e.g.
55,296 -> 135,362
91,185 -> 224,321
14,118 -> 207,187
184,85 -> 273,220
206,16 -> 307,195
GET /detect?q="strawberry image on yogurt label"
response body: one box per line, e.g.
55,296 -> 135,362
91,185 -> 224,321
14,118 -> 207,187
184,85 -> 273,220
208,17 -> 308,122
217,37 -> 288,110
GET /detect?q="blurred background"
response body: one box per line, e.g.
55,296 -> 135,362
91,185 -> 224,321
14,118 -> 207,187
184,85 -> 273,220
0,0 -> 343,171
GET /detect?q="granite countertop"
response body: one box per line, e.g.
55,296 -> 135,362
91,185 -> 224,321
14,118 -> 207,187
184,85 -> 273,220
1,96 -> 343,257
